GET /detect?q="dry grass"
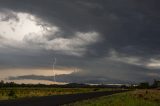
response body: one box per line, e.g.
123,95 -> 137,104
64,89 -> 160,106
132,89 -> 160,102
0,87 -> 111,100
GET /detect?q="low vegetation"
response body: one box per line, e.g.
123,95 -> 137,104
0,87 -> 112,100
0,81 -> 126,100
65,89 -> 160,106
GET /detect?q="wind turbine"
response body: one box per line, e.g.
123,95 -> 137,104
53,58 -> 56,83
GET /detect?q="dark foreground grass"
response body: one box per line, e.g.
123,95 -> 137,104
64,89 -> 160,106
0,87 -> 112,100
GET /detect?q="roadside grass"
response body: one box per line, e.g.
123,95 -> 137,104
64,89 -> 160,106
0,87 -> 113,100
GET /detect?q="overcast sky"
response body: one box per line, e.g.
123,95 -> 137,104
0,0 -> 160,84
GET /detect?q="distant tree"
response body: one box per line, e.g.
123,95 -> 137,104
138,82 -> 149,89
121,85 -> 127,89
152,79 -> 160,88
0,80 -> 4,88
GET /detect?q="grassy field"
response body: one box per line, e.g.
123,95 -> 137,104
64,89 -> 160,106
0,87 -> 112,100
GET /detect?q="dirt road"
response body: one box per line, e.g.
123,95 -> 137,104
0,90 -> 126,106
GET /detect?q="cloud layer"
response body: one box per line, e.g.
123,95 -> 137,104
0,0 -> 160,83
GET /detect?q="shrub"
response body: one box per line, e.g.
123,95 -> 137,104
8,90 -> 17,99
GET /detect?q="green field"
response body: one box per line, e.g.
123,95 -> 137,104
65,89 -> 160,106
0,87 -> 112,100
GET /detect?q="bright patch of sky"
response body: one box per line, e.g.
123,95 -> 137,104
0,68 -> 74,80
0,12 -> 39,41
0,10 -> 100,57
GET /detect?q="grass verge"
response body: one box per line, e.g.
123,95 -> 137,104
64,89 -> 160,106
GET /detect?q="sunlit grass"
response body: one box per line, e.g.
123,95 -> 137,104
64,89 -> 160,106
0,87 -> 111,100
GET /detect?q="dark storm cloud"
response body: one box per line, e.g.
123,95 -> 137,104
0,0 -> 160,83
1,0 -> 160,53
